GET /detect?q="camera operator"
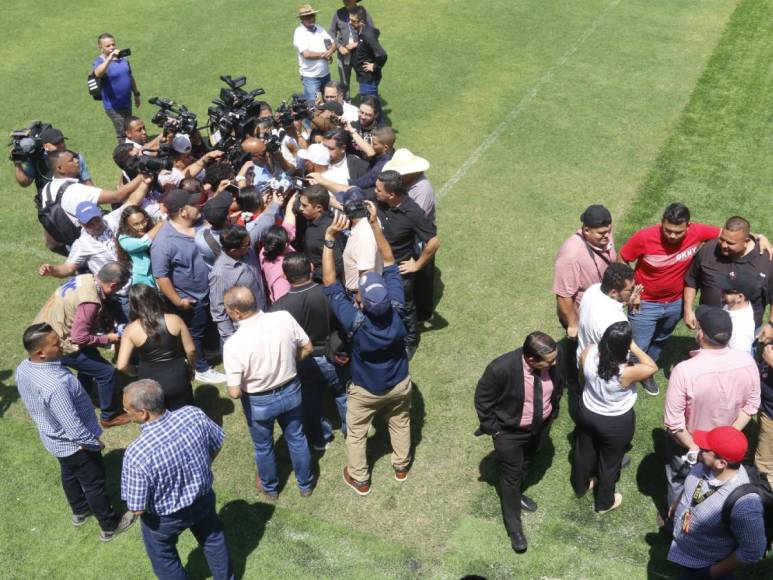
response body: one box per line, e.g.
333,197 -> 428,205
14,126 -> 93,192
92,33 -> 141,142
124,117 -> 162,151
157,134 -> 223,192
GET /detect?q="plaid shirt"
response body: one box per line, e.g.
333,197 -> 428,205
121,406 -> 224,516
14,359 -> 102,458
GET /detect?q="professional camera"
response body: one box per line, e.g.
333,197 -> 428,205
275,94 -> 312,127
148,97 -> 198,135
8,120 -> 51,162
207,75 -> 265,143
134,144 -> 173,174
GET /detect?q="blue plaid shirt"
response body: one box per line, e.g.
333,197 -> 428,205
14,359 -> 102,457
121,406 -> 224,516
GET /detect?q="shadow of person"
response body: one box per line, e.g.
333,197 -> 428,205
0,369 -> 19,418
185,500 -> 275,580
656,336 -> 695,379
195,384 -> 235,427
637,428 -> 669,518
101,448 -> 127,510
645,530 -> 677,579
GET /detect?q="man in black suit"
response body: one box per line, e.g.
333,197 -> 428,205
321,127 -> 369,185
474,331 -> 565,554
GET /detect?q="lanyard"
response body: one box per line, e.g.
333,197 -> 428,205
681,479 -> 718,534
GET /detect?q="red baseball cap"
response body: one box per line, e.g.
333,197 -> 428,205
692,426 -> 748,463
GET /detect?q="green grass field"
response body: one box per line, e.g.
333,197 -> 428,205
2,0 -> 772,577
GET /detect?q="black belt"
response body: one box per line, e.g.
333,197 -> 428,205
246,376 -> 297,397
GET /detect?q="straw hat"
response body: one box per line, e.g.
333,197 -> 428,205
297,4 -> 319,17
382,148 -> 430,175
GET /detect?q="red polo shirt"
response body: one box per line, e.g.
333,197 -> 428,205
619,223 -> 720,302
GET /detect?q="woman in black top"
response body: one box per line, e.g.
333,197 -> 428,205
116,284 -> 197,410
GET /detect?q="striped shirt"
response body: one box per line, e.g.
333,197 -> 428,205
14,359 -> 101,457
121,406 -> 224,516
668,464 -> 766,567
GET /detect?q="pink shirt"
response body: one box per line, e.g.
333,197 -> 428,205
519,356 -> 554,427
259,222 -> 296,304
663,347 -> 760,433
553,230 -> 616,307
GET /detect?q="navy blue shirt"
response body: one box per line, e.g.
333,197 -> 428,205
324,264 -> 408,394
761,361 -> 773,418
151,222 -> 209,300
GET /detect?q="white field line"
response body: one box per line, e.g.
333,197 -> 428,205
437,0 -> 622,201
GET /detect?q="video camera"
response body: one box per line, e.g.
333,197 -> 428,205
275,94 -> 312,127
148,97 -> 198,135
8,120 -> 51,163
207,75 -> 266,167
134,144 -> 173,174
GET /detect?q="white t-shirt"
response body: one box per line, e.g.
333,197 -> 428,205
582,344 -> 637,416
293,24 -> 333,78
44,178 -> 103,226
725,303 -> 755,353
323,156 -> 350,186
577,283 -> 628,360
343,219 -> 383,290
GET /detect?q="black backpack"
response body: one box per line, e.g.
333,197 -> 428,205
722,464 -> 773,555
87,72 -> 102,101
36,181 -> 81,246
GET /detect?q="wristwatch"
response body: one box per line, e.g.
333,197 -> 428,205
324,239 -> 336,249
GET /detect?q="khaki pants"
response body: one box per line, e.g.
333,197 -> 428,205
755,411 -> 773,486
346,375 -> 412,482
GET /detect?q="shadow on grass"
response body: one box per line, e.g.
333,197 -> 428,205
655,336 -> 695,379
365,380 -> 426,471
0,370 -> 19,418
103,448 -> 127,511
186,500 -> 274,580
636,428 -> 669,518
417,264 -> 448,333
195,384 -> 235,427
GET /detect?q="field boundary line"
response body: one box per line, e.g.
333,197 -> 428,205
437,0 -> 622,201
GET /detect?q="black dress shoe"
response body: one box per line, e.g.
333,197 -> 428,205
510,530 -> 528,553
520,494 -> 538,512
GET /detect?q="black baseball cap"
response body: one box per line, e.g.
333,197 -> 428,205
695,305 -> 733,344
163,189 -> 201,214
581,204 -> 612,228
40,127 -> 66,145
719,271 -> 758,300
201,192 -> 233,227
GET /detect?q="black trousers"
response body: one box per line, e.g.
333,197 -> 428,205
399,272 -> 419,357
414,256 -> 435,323
570,399 -> 635,511
492,421 -> 553,536
57,449 -> 119,531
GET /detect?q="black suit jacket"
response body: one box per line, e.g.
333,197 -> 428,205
474,347 -> 566,435
346,154 -> 369,182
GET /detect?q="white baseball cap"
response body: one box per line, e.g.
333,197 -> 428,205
297,143 -> 330,166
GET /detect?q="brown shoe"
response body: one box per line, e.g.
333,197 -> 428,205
343,467 -> 371,496
300,488 -> 313,498
99,413 -> 130,429
394,466 -> 409,482
255,474 -> 278,501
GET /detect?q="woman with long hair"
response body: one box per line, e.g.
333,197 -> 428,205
116,284 -> 197,410
115,205 -> 163,287
570,321 -> 657,514
259,193 -> 297,303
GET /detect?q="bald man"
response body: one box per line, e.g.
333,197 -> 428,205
239,138 -> 279,189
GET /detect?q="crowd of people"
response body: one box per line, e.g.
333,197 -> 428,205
475,203 -> 773,576
12,3 -> 442,578
10,3 -> 773,579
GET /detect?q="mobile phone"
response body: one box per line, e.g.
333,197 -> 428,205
224,183 -> 240,196
117,48 -> 132,58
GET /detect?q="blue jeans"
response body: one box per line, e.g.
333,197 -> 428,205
240,378 -> 313,494
358,79 -> 379,98
140,490 -> 234,580
61,347 -> 119,419
179,297 -> 210,372
301,74 -> 331,103
298,355 -> 349,446
628,298 -> 683,362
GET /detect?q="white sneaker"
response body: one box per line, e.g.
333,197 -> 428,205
195,368 -> 227,384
